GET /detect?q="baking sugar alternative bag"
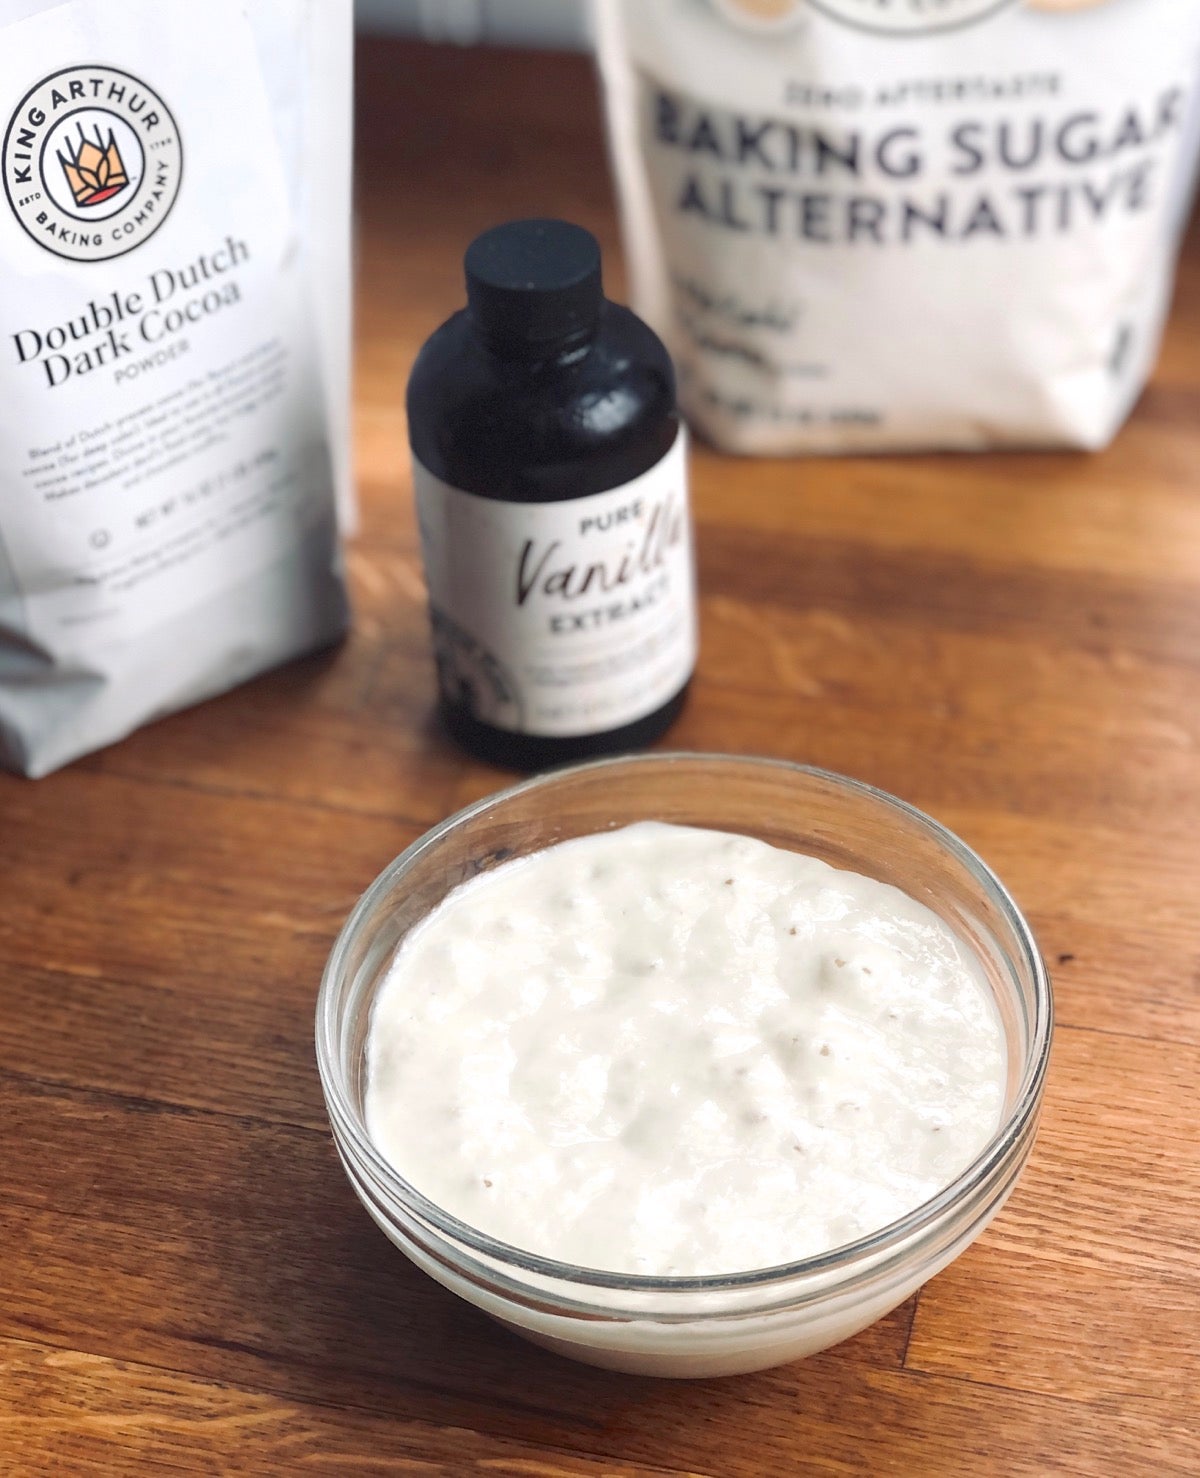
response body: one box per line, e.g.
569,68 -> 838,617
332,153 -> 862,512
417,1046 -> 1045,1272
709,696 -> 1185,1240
594,0 -> 1200,455
0,0 -> 352,776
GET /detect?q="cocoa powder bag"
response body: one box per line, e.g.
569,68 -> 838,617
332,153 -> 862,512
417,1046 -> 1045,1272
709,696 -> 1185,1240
0,0 -> 352,775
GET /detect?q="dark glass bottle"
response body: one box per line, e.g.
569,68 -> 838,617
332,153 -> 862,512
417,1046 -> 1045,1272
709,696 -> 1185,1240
407,218 -> 697,771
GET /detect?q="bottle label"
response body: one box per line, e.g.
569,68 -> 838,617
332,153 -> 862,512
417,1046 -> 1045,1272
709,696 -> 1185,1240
414,429 -> 697,738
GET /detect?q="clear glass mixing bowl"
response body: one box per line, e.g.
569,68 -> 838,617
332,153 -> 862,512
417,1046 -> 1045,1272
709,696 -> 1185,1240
316,753 -> 1052,1377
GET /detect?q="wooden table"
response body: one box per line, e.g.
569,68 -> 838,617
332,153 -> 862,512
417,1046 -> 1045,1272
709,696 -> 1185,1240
3,36 -> 1197,1475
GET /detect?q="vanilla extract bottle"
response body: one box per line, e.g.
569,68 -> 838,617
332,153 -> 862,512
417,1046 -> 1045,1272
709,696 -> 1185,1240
407,218 -> 697,770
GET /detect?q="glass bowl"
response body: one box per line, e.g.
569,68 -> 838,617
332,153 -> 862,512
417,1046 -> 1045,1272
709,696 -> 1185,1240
315,753 -> 1052,1378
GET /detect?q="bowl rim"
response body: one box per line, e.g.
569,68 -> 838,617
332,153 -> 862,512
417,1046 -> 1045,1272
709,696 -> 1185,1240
315,751 -> 1053,1296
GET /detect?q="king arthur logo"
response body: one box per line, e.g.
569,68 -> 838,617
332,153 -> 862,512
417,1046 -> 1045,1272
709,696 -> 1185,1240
804,0 -> 1015,31
58,124 -> 131,208
2,65 -> 182,263
712,0 -> 1019,34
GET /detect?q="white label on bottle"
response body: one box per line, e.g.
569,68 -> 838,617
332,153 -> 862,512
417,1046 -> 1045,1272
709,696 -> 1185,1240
414,429 -> 697,738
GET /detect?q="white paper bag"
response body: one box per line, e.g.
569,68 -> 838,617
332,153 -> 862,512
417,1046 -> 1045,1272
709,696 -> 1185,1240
595,0 -> 1200,454
0,0 -> 353,775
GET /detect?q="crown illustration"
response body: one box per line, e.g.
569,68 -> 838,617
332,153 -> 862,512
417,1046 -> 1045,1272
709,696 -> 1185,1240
58,124 -> 130,208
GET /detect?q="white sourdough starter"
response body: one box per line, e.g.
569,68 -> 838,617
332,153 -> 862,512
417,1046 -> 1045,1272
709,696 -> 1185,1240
365,822 -> 1005,1276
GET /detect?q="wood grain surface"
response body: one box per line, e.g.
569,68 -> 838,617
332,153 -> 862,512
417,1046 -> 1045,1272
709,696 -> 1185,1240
2,37 -> 1199,1476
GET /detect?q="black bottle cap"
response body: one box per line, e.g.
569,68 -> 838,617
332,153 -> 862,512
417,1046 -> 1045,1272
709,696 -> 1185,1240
465,219 -> 602,352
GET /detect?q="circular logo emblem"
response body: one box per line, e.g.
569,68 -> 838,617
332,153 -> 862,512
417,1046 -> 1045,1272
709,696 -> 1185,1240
3,65 -> 182,263
711,0 -> 808,31
806,0 -> 1015,33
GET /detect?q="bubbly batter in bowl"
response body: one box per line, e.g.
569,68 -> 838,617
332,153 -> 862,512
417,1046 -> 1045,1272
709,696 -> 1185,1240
365,821 -> 1005,1277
